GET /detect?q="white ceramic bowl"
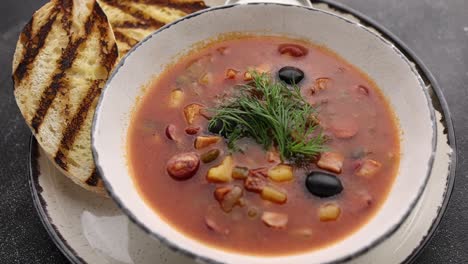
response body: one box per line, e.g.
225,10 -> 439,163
92,2 -> 436,264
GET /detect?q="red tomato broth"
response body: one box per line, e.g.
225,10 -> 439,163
127,35 -> 400,255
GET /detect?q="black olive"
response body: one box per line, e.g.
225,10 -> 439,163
208,119 -> 234,137
278,66 -> 304,85
208,119 -> 224,135
306,171 -> 343,198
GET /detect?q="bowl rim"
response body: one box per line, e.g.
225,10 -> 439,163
91,2 -> 437,264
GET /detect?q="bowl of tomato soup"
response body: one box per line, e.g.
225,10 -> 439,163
92,2 -> 435,264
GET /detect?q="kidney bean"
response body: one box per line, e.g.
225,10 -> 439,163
165,124 -> 177,140
185,126 -> 200,135
278,43 -> 308,57
166,152 -> 200,180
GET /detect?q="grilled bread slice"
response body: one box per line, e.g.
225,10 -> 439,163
12,0 -> 119,195
13,0 -> 206,195
98,0 -> 206,56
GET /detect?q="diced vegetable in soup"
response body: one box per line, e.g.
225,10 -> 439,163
127,35 -> 400,255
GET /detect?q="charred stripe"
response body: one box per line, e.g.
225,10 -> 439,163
84,3 -> 115,188
53,2 -> 118,173
107,43 -> 119,67
19,16 -> 32,46
53,80 -> 102,171
30,39 -> 84,132
59,0 -> 73,35
54,150 -> 68,171
113,20 -> 153,29
13,8 -> 59,84
114,30 -> 139,47
85,168 -> 101,186
99,0 -> 165,28
165,0 -> 207,13
96,15 -> 119,71
135,0 -> 207,13
31,2 -> 99,132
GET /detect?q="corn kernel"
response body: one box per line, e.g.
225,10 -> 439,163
268,164 -> 293,182
261,186 -> 287,204
319,203 -> 341,221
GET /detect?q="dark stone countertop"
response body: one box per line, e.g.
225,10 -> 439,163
0,0 -> 466,263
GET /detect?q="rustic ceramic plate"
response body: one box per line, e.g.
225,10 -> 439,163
29,1 -> 456,263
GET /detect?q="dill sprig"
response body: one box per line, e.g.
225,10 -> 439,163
208,71 -> 326,164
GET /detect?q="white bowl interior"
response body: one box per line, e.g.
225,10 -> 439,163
93,4 -> 435,264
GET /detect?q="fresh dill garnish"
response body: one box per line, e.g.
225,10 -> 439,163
208,71 -> 326,164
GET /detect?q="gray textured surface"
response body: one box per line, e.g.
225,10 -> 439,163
0,0 -> 466,263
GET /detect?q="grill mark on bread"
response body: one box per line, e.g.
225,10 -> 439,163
54,81 -> 101,170
53,2 -> 118,178
13,8 -> 59,85
60,0 -> 73,35
164,0 -> 207,13
19,17 -> 33,48
114,30 -> 138,47
30,1 -> 98,133
100,0 -> 165,28
54,150 -> 67,171
85,168 -> 100,186
105,43 -> 119,67
96,7 -> 119,71
133,0 -> 207,13
113,21 -> 153,29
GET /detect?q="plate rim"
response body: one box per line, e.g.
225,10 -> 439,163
27,1 -> 457,263
29,138 -> 86,264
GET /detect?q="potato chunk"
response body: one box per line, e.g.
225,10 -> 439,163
319,203 -> 341,221
262,212 -> 288,228
194,136 -> 221,149
268,164 -> 293,182
184,103 -> 204,125
168,89 -> 184,108
356,159 -> 382,178
317,152 -> 344,173
207,156 -> 233,183
261,186 -> 287,204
